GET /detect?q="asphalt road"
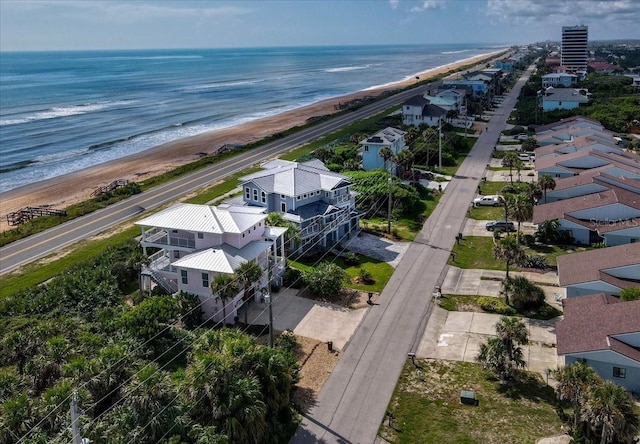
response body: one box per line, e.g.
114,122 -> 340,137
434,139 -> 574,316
0,80 -> 441,275
291,65 -> 534,443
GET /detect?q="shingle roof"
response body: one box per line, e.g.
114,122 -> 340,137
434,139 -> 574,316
557,293 -> 640,361
422,104 -> 446,118
533,186 -> 640,224
240,159 -> 349,196
403,95 -> 430,107
557,242 -> 640,287
534,148 -> 640,172
542,88 -> 590,103
535,116 -> 603,134
135,203 -> 266,234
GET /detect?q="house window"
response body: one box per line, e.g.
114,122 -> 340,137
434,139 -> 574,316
181,270 -> 188,285
303,194 -> 307,199
173,251 -> 180,259
281,202 -> 286,212
613,367 -> 626,378
364,145 -> 369,152
197,232 -> 204,239
281,194 -> 285,199
261,191 -> 266,203
201,272 -> 209,288
245,187 -> 250,199
297,195 -> 301,200
558,101 -> 562,106
253,189 -> 258,201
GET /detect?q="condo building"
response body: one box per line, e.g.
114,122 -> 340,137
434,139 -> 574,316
561,25 -> 588,74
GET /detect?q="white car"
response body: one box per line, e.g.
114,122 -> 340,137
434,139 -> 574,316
515,133 -> 529,141
473,195 -> 502,207
518,153 -> 531,162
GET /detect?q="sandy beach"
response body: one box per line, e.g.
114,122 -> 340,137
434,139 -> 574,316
0,50 -> 505,229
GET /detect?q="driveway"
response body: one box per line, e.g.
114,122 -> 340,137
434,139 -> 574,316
462,219 -> 536,237
417,307 -> 560,378
342,231 -> 410,268
246,288 -> 367,351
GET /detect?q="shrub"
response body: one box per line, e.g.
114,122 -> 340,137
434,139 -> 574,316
518,254 -> 548,270
303,262 -> 347,299
358,268 -> 375,284
620,287 -> 640,301
477,296 -> 516,315
283,267 -> 303,288
344,252 -> 359,266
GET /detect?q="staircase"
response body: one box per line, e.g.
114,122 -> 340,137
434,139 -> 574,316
142,266 -> 178,294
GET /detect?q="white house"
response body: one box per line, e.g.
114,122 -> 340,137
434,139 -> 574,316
541,72 -> 578,88
402,95 -> 447,127
136,203 -> 287,324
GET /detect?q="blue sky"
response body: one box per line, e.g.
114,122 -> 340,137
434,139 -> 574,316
1,0 -> 638,51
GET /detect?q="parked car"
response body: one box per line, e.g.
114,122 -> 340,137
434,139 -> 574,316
515,133 -> 529,140
518,153 -> 531,162
486,220 -> 515,232
473,195 -> 502,207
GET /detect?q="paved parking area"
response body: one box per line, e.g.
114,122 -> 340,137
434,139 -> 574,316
247,288 -> 368,351
417,307 -> 561,377
342,232 -> 410,268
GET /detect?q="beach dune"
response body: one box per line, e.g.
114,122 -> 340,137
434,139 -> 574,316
0,51 -> 505,230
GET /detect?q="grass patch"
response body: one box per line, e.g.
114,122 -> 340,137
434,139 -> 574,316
439,295 -> 562,320
380,360 -> 564,444
527,244 -> 589,266
467,205 -> 506,221
449,236 -> 511,271
0,226 -> 139,299
477,181 -> 510,196
289,253 -> 394,294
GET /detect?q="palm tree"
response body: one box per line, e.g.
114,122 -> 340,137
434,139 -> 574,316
495,316 -> 528,363
502,152 -> 520,184
265,212 -> 300,255
236,260 -> 264,325
378,146 -> 395,172
538,174 -> 556,204
522,182 -> 542,206
582,380 -> 640,444
492,235 -> 525,305
210,273 -> 239,325
509,194 -> 533,242
395,149 -> 414,178
476,337 -> 525,380
555,361 -> 600,432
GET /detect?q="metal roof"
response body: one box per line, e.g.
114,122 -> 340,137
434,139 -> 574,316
173,241 -> 273,273
135,203 -> 266,234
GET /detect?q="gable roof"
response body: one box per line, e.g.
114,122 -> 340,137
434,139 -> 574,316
535,116 -> 604,134
557,243 -> 640,287
403,95 -> 430,107
534,148 -> 640,173
173,240 -> 273,274
557,293 -> 640,361
136,203 -> 266,234
533,185 -> 640,224
422,104 -> 447,118
240,159 -> 350,196
542,87 -> 590,103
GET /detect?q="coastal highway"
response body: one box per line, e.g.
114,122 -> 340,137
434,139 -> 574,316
0,79 -> 440,275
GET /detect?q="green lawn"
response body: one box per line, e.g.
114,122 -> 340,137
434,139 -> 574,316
449,236 -> 510,271
380,360 -> 564,444
289,252 -> 394,294
467,205 -> 506,221
527,244 -> 590,266
439,294 -> 562,321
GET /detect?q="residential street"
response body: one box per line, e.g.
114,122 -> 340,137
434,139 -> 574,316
291,65 -> 535,444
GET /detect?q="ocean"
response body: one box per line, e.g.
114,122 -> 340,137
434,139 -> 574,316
0,44 -> 500,194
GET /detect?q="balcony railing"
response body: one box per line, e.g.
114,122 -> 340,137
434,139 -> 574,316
141,228 -> 195,248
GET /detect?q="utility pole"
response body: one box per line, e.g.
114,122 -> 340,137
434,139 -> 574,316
387,174 -> 392,234
70,391 -> 82,444
265,255 -> 274,347
438,118 -> 443,171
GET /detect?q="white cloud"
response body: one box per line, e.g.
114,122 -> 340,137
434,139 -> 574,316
389,0 -> 400,9
410,0 -> 448,12
486,0 -> 640,26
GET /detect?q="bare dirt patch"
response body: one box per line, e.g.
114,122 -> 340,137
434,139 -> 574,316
292,335 -> 340,412
298,287 -> 379,309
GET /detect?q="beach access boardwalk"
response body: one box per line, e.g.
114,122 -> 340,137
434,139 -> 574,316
291,66 -> 534,444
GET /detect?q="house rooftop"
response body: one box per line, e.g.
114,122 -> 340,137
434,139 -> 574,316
173,240 -> 273,274
557,243 -> 640,287
240,159 -> 350,197
557,293 -> 640,360
135,203 -> 267,234
542,87 -> 590,103
361,127 -> 406,145
533,185 -> 640,224
535,116 -> 604,134
535,148 -> 640,173
403,95 -> 430,107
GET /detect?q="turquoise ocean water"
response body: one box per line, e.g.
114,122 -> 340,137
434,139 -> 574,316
0,44 -> 501,193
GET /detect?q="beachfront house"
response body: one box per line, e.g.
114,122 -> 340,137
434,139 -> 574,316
359,127 -> 407,173
239,159 -> 360,257
402,95 -> 446,128
557,293 -> 640,393
135,203 -> 287,324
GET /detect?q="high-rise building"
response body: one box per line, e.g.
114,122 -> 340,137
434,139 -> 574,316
561,25 -> 588,73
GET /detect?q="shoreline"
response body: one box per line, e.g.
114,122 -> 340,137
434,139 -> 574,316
0,49 -> 506,228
